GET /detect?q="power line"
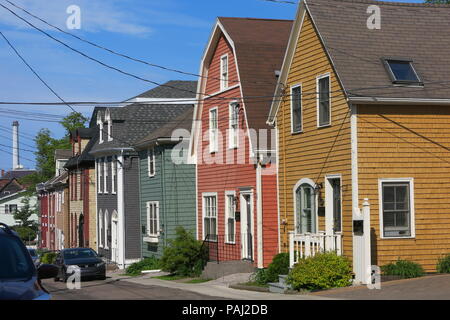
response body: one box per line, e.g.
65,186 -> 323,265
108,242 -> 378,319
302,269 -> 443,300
0,147 -> 36,164
0,30 -> 77,114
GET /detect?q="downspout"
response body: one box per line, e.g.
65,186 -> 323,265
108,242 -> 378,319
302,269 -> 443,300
160,145 -> 167,249
137,152 -> 143,260
118,150 -> 126,269
256,153 -> 263,268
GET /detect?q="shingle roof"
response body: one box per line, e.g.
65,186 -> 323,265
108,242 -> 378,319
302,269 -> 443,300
305,0 -> 450,100
217,18 -> 293,150
65,129 -> 98,169
0,170 -> 35,180
55,149 -> 72,160
131,80 -> 198,100
134,107 -> 194,149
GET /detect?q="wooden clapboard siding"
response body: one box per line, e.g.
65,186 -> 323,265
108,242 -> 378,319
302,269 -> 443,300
357,104 -> 450,272
275,13 -> 353,258
262,164 -> 279,266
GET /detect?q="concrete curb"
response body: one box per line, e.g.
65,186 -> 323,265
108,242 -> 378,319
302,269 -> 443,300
229,284 -> 270,292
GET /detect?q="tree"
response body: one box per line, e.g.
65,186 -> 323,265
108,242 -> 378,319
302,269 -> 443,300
59,112 -> 89,138
424,0 -> 450,3
12,196 -> 38,243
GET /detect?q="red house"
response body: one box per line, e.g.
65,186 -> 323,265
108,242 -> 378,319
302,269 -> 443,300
190,17 -> 292,268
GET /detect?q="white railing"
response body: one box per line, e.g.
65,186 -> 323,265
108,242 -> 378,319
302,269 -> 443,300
289,231 -> 343,267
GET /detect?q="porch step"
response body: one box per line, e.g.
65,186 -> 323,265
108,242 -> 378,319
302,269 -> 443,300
268,275 -> 291,294
201,260 -> 256,280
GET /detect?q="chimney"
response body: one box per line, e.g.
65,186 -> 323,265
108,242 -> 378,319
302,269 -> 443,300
1,169 -> 4,177
12,121 -> 20,170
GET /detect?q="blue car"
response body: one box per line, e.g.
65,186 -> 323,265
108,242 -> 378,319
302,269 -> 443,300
0,223 -> 58,300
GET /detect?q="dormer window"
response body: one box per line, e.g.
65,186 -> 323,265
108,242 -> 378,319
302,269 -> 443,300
383,59 -> 422,85
108,119 -> 113,141
98,121 -> 104,144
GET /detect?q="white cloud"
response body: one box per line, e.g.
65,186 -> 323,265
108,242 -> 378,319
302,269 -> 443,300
0,0 -> 153,36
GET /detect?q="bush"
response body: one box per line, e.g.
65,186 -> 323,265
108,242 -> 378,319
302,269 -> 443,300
437,254 -> 450,273
160,227 -> 208,277
287,252 -> 352,291
41,252 -> 57,264
126,256 -> 161,276
250,268 -> 268,286
381,259 -> 424,279
266,253 -> 290,283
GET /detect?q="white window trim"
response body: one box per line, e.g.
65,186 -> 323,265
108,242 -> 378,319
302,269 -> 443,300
104,210 -> 109,249
202,192 -> 218,241
144,201 -> 160,243
103,158 -> 108,194
209,107 -> 219,153
98,121 -> 104,144
228,101 -> 239,149
107,113 -> 113,142
316,73 -> 332,128
98,210 -> 104,248
148,148 -> 156,177
111,157 -> 117,194
290,83 -> 303,134
292,178 -> 319,235
97,159 -> 103,194
224,190 -> 236,244
378,178 -> 416,239
220,54 -> 229,91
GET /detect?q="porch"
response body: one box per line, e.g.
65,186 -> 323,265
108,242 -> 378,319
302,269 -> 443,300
289,231 -> 343,267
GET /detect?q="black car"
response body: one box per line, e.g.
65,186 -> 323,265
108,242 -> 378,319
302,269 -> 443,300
54,248 -> 106,282
0,223 -> 58,300
27,248 -> 40,267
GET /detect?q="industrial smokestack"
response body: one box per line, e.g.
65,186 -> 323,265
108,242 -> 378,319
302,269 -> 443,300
12,121 -> 20,170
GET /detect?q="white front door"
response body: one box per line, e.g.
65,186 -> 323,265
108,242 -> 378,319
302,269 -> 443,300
325,176 -> 342,236
111,213 -> 119,263
240,192 -> 253,261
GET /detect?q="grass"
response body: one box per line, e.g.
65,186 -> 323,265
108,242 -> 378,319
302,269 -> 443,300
241,281 -> 270,288
185,278 -> 212,284
153,274 -> 188,281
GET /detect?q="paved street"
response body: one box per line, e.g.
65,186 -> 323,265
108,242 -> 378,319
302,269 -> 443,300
42,277 -> 225,300
311,274 -> 450,300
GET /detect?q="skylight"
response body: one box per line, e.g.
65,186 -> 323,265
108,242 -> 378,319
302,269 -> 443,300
383,59 -> 422,85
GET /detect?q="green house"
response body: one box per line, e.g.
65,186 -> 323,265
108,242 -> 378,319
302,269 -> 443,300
134,108 -> 196,258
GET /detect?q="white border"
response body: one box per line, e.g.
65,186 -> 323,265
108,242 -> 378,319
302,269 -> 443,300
378,178 -> 416,239
220,53 -> 229,91
324,174 -> 343,235
202,192 -> 218,241
209,107 -> 219,153
147,148 -> 156,178
292,178 -> 318,234
224,190 -> 236,244
290,84 -> 303,134
316,73 -> 332,128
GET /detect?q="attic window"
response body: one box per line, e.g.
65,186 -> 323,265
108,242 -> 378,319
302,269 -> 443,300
383,59 -> 422,85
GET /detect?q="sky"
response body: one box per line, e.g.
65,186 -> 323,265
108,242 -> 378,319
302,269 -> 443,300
0,0 -> 425,171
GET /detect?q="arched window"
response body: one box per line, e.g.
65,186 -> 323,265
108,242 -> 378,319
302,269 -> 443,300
294,179 -> 317,234
99,210 -> 104,247
104,210 -> 109,249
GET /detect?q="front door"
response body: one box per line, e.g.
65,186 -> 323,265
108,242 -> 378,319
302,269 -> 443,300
240,193 -> 253,261
111,213 -> 119,263
325,176 -> 342,235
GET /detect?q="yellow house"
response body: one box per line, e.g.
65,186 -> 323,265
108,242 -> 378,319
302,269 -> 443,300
268,0 -> 450,277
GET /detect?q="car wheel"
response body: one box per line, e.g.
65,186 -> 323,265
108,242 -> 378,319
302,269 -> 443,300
54,276 -> 60,282
98,274 -> 106,281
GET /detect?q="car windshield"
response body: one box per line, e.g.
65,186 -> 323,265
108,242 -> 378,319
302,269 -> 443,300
0,235 -> 35,281
63,249 -> 97,260
28,249 -> 37,257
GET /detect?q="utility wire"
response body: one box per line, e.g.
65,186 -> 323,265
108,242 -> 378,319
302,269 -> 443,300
0,30 -> 77,114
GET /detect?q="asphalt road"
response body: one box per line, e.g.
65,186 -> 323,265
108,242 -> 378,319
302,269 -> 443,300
41,277 -> 225,300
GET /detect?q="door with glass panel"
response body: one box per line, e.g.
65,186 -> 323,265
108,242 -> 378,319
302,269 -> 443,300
295,184 -> 316,234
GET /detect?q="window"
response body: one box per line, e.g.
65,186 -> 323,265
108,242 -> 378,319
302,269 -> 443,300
98,210 -> 103,248
209,108 -> 218,153
317,75 -> 331,127
295,182 -> 316,234
383,59 -> 422,85
225,192 -> 236,243
380,179 -> 414,238
291,85 -> 302,133
203,194 -> 217,241
5,204 -> 17,214
146,202 -> 159,239
103,158 -> 108,194
148,149 -> 155,177
107,119 -> 113,141
99,122 -> 104,144
229,102 -> 239,148
104,211 -> 109,249
111,157 -> 117,194
97,160 -> 102,194
220,54 -> 229,91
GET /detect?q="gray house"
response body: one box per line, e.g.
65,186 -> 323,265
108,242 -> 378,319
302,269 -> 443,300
89,81 -> 197,268
134,108 -> 196,258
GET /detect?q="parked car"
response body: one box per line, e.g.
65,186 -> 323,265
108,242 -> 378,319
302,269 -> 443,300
0,223 -> 58,300
54,248 -> 106,282
27,248 -> 40,267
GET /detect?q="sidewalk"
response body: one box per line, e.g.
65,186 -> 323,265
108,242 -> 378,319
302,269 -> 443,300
111,271 -> 335,300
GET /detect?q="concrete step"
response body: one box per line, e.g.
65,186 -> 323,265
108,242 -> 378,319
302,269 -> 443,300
268,282 -> 286,294
278,274 -> 288,287
201,260 -> 256,280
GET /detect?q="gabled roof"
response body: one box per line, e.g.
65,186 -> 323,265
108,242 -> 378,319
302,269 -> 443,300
134,107 -> 194,149
0,178 -> 24,199
131,81 -> 198,100
269,0 -> 450,123
0,170 -> 35,180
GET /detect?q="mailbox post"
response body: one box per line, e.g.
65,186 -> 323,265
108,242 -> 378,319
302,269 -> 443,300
352,198 -> 371,284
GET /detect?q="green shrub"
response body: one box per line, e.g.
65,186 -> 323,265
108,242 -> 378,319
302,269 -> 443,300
126,256 -> 161,276
41,252 -> 57,264
381,259 -> 424,279
266,253 -> 290,283
437,254 -> 450,273
287,252 -> 352,291
160,227 -> 208,277
250,268 -> 268,285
